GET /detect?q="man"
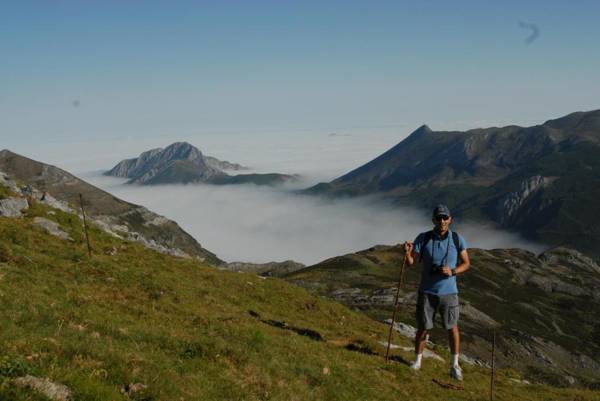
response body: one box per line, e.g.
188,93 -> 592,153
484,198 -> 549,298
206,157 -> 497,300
403,204 -> 470,381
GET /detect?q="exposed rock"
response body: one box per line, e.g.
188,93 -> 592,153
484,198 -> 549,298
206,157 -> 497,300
143,215 -> 170,227
384,319 -> 419,341
0,171 -> 22,195
496,175 -> 549,225
32,217 -> 72,240
126,231 -> 191,259
121,382 -> 148,398
224,260 -> 306,277
331,288 -> 363,300
204,155 -> 248,171
540,247 -> 600,275
526,274 -> 553,292
526,273 -> 589,296
13,375 -> 72,401
0,197 -> 29,217
459,354 -> 490,368
90,218 -> 124,238
39,192 -> 74,213
460,302 -> 500,327
104,246 -> 118,256
508,378 -> 531,385
332,287 -> 415,307
516,302 -> 542,316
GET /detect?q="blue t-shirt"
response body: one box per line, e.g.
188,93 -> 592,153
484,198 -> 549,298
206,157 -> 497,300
413,229 -> 467,295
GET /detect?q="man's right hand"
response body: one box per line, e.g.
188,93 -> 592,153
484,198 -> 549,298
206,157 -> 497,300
404,241 -> 415,266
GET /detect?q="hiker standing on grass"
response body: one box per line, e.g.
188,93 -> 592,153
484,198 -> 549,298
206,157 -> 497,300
403,204 -> 470,381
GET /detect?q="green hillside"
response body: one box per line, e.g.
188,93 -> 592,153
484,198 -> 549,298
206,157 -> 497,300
0,190 -> 597,400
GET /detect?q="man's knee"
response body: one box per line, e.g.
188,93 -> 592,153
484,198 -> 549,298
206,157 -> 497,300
447,325 -> 460,335
416,328 -> 428,339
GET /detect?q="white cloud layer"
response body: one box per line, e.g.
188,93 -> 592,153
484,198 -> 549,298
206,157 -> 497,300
84,174 -> 545,265
9,129 -> 546,265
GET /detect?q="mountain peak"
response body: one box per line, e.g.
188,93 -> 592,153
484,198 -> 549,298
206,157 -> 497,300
165,141 -> 196,150
105,142 -> 253,185
158,142 -> 203,163
409,124 -> 433,137
164,141 -> 201,154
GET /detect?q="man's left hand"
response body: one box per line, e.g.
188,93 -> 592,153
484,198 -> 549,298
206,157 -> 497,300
441,266 -> 452,277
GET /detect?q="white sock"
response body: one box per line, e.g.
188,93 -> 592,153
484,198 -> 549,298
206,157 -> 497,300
451,354 -> 460,368
414,353 -> 423,367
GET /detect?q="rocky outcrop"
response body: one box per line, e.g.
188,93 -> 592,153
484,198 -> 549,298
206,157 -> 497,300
32,217 -> 72,240
0,171 -> 22,194
539,247 -> 600,275
13,376 -> 72,401
496,175 -> 549,225
224,260 -> 306,277
0,197 -> 29,217
204,156 -> 247,172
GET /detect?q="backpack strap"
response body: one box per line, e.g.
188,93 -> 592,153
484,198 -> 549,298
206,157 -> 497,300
452,231 -> 463,263
418,230 -> 434,263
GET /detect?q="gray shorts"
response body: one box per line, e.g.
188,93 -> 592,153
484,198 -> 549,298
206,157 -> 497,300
416,292 -> 460,330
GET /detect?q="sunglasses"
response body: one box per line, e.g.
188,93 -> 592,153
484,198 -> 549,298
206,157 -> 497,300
434,215 -> 450,221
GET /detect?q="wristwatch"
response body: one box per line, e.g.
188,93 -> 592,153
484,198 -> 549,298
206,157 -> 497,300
451,270 -> 457,276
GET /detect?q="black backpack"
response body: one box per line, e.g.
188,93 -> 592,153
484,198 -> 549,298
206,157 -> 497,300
418,230 -> 462,263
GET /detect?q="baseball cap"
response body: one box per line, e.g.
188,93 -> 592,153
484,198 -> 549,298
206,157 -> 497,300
432,204 -> 451,217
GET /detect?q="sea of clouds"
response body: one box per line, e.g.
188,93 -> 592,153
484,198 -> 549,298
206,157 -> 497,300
9,128 -> 546,264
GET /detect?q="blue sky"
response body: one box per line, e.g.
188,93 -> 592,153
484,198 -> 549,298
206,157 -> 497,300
1,0 -> 599,146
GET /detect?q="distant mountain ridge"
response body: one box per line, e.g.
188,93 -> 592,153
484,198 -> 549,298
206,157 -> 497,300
307,109 -> 600,257
106,142 -> 298,186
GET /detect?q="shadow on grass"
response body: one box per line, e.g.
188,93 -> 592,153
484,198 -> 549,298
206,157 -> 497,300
248,310 -> 324,341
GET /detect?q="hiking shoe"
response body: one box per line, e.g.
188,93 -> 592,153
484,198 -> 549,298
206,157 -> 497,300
410,361 -> 421,371
450,365 -> 463,381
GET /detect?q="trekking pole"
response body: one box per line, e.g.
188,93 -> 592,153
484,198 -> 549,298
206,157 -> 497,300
385,247 -> 408,362
490,330 -> 496,401
79,193 -> 92,258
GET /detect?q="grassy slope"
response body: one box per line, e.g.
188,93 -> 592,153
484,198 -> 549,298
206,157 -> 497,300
0,195 -> 597,399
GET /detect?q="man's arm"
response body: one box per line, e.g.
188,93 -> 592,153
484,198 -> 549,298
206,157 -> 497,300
404,241 -> 419,266
441,249 -> 470,277
454,249 -> 470,275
